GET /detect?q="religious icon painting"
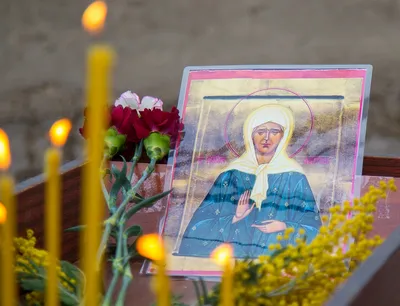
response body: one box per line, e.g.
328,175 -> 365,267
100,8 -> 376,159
143,65 -> 373,277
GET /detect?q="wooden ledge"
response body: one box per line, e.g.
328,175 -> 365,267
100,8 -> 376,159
362,156 -> 400,177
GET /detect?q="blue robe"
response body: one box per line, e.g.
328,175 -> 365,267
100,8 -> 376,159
175,170 -> 322,258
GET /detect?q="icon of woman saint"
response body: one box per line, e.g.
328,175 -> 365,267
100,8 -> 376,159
176,104 -> 322,258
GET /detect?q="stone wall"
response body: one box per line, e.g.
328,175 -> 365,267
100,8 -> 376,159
2,0 -> 400,182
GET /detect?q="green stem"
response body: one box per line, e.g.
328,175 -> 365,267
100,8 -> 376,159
116,275 -> 132,306
97,222 -> 113,263
102,222 -> 125,306
115,224 -> 133,305
99,158 -> 157,305
100,154 -> 111,208
116,222 -> 124,258
102,271 -> 119,306
114,158 -> 157,220
128,140 -> 143,183
99,157 -> 153,261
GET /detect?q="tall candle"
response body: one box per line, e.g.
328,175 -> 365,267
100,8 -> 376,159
156,258 -> 170,306
221,259 -> 233,306
211,243 -> 234,306
80,47 -> 114,305
80,1 -> 114,303
0,129 -> 16,306
45,119 -> 71,306
137,234 -> 171,306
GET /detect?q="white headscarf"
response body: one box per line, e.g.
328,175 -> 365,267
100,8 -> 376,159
224,104 -> 304,209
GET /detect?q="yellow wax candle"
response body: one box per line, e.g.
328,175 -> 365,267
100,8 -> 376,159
45,119 -> 71,306
137,234 -> 171,306
211,243 -> 234,306
80,45 -> 114,304
80,1 -> 114,303
221,260 -> 233,306
156,257 -> 170,306
0,128 -> 16,306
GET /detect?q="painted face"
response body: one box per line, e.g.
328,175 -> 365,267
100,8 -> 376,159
252,122 -> 284,156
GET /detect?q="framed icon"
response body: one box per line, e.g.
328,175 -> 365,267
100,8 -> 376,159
145,65 -> 372,277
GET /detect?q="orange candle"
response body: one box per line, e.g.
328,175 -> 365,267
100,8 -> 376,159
0,128 -> 16,306
45,119 -> 71,306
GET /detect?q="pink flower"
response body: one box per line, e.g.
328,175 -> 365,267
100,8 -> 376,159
114,91 -> 163,111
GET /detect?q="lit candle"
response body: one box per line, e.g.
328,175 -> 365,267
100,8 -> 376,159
0,128 -> 16,306
211,243 -> 234,306
45,119 -> 72,306
80,1 -> 114,303
137,234 -> 170,306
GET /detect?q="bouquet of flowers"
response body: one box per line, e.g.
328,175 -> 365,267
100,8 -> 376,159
10,91 -> 184,306
68,91 -> 184,305
79,91 -> 183,162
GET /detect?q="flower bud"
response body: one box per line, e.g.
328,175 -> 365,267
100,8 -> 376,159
105,127 -> 118,137
144,132 -> 170,161
104,128 -> 126,158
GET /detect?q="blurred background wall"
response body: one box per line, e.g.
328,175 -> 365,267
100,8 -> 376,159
1,0 -> 400,182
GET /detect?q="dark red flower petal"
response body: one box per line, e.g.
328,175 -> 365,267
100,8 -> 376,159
111,106 -> 125,127
110,106 -> 140,142
133,106 -> 184,150
132,112 -> 151,139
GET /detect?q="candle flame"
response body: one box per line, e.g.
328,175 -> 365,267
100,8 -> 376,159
136,234 -> 165,262
82,1 -> 108,34
0,202 -> 6,223
0,129 -> 11,170
211,243 -> 233,266
49,119 -> 72,147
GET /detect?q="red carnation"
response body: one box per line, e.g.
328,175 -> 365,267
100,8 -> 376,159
133,106 -> 183,142
132,106 -> 184,160
110,105 -> 140,143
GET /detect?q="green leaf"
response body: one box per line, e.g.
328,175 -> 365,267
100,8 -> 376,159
124,189 -> 172,221
110,175 -> 122,199
124,225 -> 143,238
16,261 -> 37,274
109,157 -> 132,200
27,258 -> 45,275
120,156 -> 128,177
130,192 -> 145,203
116,156 -> 131,192
61,261 -> 77,280
17,261 -> 82,306
16,272 -> 37,282
20,278 -> 45,292
111,163 -> 121,177
65,223 -> 105,233
62,261 -> 86,299
65,225 -> 86,232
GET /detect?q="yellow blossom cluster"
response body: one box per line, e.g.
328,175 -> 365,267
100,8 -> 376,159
215,179 -> 397,306
14,229 -> 77,306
